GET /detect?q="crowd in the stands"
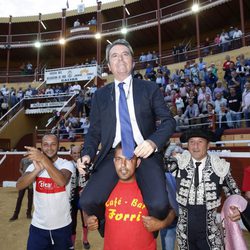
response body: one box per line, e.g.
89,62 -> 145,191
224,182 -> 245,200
0,82 -> 97,118
52,112 -> 90,142
134,52 -> 250,139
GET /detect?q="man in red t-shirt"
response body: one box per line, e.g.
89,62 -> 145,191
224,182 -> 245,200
87,143 -> 176,250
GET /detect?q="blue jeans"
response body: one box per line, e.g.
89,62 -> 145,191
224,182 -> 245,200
160,225 -> 176,250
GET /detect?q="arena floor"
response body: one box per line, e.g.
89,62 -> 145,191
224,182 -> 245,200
1,187 -> 249,250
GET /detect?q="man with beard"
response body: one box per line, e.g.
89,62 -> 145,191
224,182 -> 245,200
87,143 -> 176,250
17,134 -> 74,250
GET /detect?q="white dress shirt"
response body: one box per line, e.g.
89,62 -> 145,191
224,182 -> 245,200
192,156 -> 207,184
112,75 -> 144,148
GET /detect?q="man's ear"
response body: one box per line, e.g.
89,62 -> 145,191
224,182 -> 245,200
108,63 -> 111,72
132,62 -> 135,69
136,158 -> 141,168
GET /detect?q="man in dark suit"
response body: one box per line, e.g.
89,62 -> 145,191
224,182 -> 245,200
77,39 -> 176,234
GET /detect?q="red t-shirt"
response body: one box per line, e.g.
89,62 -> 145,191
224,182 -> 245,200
104,180 -> 156,250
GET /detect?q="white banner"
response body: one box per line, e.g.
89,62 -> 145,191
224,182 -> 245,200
45,65 -> 97,84
30,102 -> 66,108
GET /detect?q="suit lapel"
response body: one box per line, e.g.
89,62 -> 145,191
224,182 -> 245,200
132,79 -> 142,130
107,82 -> 116,135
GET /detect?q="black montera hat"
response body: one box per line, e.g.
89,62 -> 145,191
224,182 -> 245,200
180,129 -> 217,143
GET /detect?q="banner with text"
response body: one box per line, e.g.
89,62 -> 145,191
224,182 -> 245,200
45,65 -> 97,84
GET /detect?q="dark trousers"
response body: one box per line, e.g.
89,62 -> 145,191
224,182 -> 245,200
79,150 -> 169,221
13,187 -> 33,217
27,224 -> 72,250
187,205 -> 210,250
71,194 -> 85,235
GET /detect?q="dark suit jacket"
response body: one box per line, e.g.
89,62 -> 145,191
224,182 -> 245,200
82,78 -> 176,167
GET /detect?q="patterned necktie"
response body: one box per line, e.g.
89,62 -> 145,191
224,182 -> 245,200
118,82 -> 135,159
194,162 -> 202,188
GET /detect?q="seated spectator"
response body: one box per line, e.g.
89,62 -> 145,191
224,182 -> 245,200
199,92 -> 213,115
139,52 -> 147,68
204,69 -> 218,91
199,102 -> 215,129
210,62 -> 218,77
67,123 -> 76,142
72,82 -> 81,95
174,90 -> 185,112
16,87 -> 24,102
45,86 -> 54,96
220,30 -> 230,52
183,98 -> 200,127
228,26 -> 235,41
190,63 -> 199,85
174,108 -> 189,132
223,55 -> 235,83
24,85 -> 33,98
198,81 -> 212,96
213,80 -> 227,100
146,51 -> 153,65
155,70 -> 164,88
88,16 -> 97,25
236,57 -> 248,92
214,92 -> 227,114
73,19 -> 80,28
10,92 -> 18,108
227,70 -> 241,94
214,34 -> 221,53
227,87 -> 242,128
232,27 -> 243,48
81,117 -> 90,135
215,103 -> 234,141
26,62 -> 33,74
152,51 -> 158,67
90,57 -> 97,64
58,118 -> 68,139
68,113 -> 79,128
54,85 -> 63,95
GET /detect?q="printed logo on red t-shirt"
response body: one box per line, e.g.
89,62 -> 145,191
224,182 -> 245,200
36,177 -> 65,193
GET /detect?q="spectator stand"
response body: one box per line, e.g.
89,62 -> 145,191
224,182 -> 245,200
0,80 -> 45,131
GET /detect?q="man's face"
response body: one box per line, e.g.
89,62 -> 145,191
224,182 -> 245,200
41,135 -> 59,161
113,148 -> 140,182
108,44 -> 133,81
188,137 -> 209,161
71,146 -> 81,163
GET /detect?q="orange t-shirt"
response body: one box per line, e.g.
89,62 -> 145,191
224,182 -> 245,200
104,180 -> 156,250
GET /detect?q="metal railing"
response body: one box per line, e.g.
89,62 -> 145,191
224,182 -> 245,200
0,0 -> 232,48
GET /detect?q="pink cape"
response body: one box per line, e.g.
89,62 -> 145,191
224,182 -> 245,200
221,194 -> 248,250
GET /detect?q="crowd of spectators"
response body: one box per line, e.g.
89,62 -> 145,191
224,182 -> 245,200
0,82 -> 97,118
54,112 -> 90,141
134,52 -> 250,139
